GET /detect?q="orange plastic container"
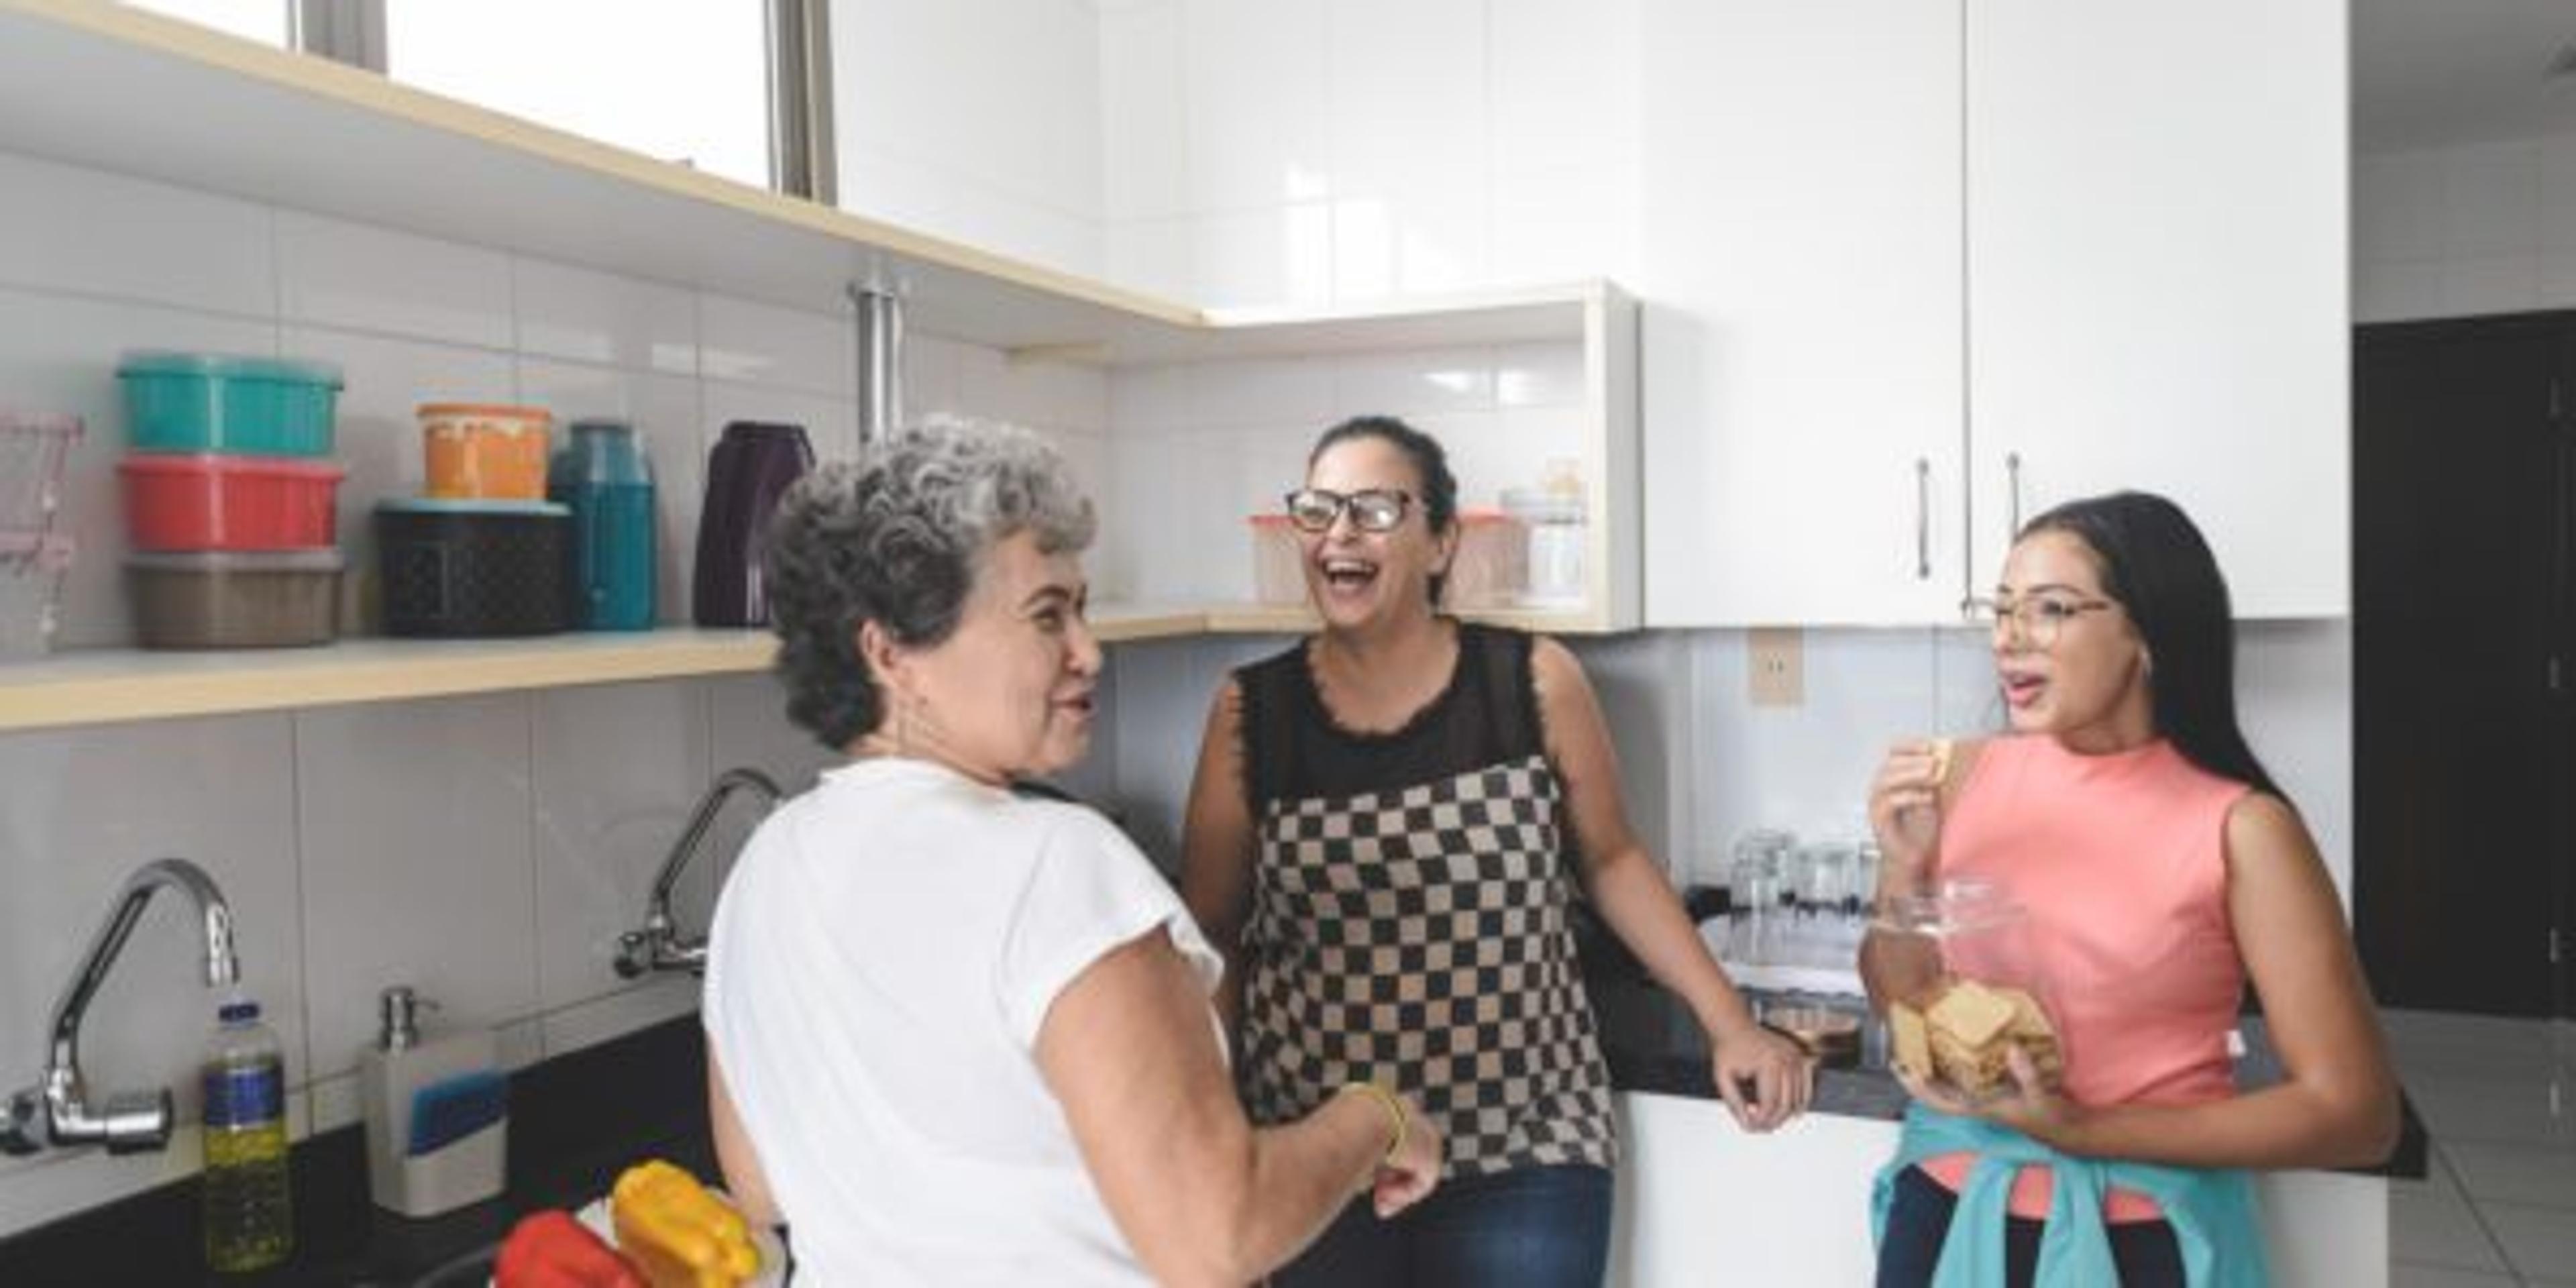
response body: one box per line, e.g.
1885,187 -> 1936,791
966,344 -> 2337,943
420,403 -> 550,500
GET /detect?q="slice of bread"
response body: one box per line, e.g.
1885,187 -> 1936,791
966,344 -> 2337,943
1925,979 -> 2017,1049
1889,1000 -> 1931,1075
1907,977 -> 2061,1097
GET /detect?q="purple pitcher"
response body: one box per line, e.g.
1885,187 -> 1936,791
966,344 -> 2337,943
692,421 -> 812,627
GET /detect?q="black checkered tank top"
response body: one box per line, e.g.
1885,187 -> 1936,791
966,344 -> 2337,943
1232,623 -> 1617,1177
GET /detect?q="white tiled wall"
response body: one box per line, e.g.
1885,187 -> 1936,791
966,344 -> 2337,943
831,0 -> 1108,278
0,143 -> 1111,1236
2355,133 -> 2576,322
1095,0 -> 1640,305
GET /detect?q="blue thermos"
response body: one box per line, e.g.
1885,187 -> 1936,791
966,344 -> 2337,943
548,419 -> 657,631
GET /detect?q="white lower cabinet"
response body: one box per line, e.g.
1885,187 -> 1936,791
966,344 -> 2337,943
1610,1092 -> 2388,1288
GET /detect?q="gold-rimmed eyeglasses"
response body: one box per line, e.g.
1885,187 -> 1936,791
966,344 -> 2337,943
1284,487 -> 1413,533
1962,594 -> 2115,647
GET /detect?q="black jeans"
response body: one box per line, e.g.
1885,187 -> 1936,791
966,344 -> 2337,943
1274,1163 -> 1613,1288
1878,1164 -> 2185,1288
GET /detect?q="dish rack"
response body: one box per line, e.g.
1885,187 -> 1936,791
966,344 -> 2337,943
2,411 -> 83,657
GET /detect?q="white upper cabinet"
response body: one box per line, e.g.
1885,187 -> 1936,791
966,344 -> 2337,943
1964,0 -> 2347,616
1640,0 -> 1967,627
1643,0 -> 2348,625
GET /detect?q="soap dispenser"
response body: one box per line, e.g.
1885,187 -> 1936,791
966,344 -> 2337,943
358,985 -> 508,1217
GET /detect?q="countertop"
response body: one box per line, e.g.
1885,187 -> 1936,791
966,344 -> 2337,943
0,1017 -> 720,1287
1580,930 -> 2430,1181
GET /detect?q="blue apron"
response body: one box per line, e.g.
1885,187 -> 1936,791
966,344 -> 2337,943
1870,1104 -> 2271,1287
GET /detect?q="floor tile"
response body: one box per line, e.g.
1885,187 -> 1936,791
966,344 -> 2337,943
2445,1140 -> 2576,1211
2483,1200 -> 2576,1281
2408,1071 -> 2576,1151
2393,1175 -> 2512,1272
2390,1263 -> 2526,1286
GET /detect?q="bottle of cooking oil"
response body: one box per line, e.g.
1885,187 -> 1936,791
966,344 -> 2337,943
202,997 -> 293,1273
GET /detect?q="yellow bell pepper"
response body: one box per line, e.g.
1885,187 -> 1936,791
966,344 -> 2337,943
610,1159 -> 761,1288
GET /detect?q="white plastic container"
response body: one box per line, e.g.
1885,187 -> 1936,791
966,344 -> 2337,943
0,533 -> 73,659
359,985 -> 506,1218
1502,488 -> 1586,608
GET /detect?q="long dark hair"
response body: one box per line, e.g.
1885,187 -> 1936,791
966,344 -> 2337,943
2022,491 -> 2287,802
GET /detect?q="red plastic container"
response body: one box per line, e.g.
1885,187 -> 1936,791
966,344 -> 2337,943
119,453 -> 343,551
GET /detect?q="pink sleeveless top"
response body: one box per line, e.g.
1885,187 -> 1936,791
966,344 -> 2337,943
1917,735 -> 2250,1222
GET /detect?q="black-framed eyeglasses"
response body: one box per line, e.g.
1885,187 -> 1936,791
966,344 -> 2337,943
1963,594 -> 2115,647
1284,487 -> 1413,533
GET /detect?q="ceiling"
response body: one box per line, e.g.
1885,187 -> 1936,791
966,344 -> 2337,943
2354,0 -> 2576,152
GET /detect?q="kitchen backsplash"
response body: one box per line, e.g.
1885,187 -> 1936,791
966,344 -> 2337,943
2355,129 -> 2576,322
1104,619 -> 2354,904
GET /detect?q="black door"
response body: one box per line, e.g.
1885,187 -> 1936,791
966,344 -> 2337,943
2354,312 -> 2571,1018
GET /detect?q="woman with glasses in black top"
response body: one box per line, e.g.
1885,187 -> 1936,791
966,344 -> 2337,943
1179,414 -> 1811,1287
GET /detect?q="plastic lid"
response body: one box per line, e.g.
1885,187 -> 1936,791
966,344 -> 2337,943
117,453 -> 346,480
1500,488 -> 1585,523
376,497 -> 571,517
566,418 -> 635,434
125,549 -> 345,573
417,402 -> 551,423
117,350 -> 343,388
218,1000 -> 260,1024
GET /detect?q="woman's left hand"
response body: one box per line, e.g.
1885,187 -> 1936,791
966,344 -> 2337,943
1708,1024 -> 1814,1132
1894,1046 -> 2088,1149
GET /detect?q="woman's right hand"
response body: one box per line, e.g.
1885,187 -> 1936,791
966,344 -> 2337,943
1868,739 -> 1952,890
1370,1093 -> 1442,1218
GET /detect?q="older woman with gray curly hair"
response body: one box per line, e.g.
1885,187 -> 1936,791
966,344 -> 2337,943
702,419 -> 1440,1287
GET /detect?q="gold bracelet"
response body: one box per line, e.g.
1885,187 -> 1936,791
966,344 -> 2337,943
1337,1081 -> 1407,1165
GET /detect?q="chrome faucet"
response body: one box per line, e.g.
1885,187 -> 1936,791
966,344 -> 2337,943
614,767 -> 782,978
2,858 -> 239,1157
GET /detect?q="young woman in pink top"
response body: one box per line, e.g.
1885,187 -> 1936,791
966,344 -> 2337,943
1860,492 -> 2398,1287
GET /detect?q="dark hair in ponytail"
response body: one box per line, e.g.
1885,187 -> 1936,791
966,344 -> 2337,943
2023,491 -> 2286,802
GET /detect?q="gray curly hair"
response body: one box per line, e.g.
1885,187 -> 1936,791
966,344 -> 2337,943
765,417 -> 1097,749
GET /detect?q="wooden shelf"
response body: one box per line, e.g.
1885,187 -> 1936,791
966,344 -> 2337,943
0,602 -> 1633,733
0,1 -> 1605,364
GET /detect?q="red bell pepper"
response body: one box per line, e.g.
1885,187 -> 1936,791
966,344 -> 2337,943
494,1209 -> 647,1288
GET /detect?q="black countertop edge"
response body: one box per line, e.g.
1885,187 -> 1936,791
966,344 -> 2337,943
1584,971 -> 2429,1181
0,1014 -> 718,1287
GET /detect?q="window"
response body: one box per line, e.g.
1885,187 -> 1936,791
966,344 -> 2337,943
382,0 -> 771,189
124,0 -> 292,46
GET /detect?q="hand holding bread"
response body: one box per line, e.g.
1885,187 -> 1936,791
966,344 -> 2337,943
1868,737 -> 1957,889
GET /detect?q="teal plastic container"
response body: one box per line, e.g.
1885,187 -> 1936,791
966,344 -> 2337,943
117,352 -> 343,456
547,419 -> 657,631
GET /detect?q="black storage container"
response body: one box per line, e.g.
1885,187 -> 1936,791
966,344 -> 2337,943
375,498 -> 570,637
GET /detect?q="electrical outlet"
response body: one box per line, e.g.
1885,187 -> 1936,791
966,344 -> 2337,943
1748,627 -> 1803,707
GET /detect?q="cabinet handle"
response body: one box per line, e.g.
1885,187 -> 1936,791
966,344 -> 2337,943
2005,451 -> 2024,537
1914,458 -> 1932,580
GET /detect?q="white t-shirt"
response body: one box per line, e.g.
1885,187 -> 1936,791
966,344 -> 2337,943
703,757 -> 1224,1287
